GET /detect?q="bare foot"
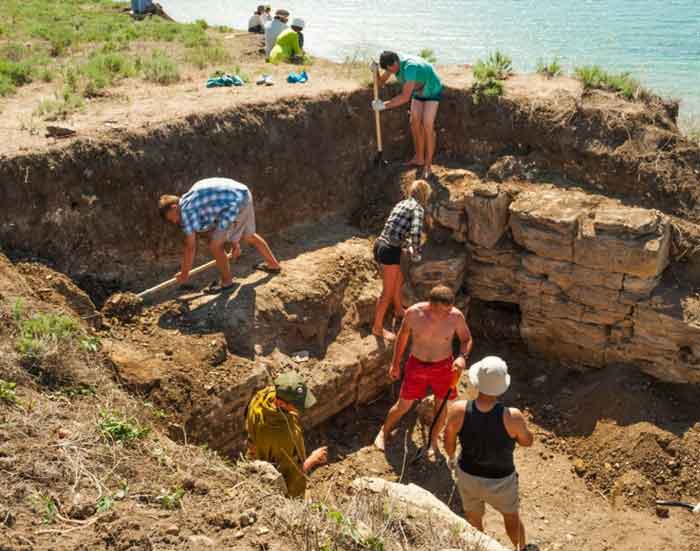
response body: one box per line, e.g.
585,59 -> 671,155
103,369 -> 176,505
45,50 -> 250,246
403,158 -> 424,167
422,166 -> 432,179
374,430 -> 387,451
372,327 -> 396,340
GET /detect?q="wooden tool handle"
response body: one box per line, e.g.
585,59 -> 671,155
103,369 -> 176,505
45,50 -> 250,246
372,68 -> 383,153
137,254 -> 231,298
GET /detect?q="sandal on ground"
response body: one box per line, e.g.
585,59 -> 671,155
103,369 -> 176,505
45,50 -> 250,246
254,261 -> 281,274
204,281 -> 236,294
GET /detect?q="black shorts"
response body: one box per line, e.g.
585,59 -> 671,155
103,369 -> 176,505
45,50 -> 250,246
373,240 -> 402,265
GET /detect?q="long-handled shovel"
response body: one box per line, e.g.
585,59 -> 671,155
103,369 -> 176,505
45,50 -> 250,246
136,253 -> 233,299
656,500 -> 700,514
372,64 -> 386,166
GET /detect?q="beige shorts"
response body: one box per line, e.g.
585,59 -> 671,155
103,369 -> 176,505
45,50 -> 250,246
455,465 -> 519,515
211,195 -> 256,244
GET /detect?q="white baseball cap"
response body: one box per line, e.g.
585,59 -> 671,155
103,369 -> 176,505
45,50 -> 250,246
468,356 -> 511,396
292,17 -> 305,28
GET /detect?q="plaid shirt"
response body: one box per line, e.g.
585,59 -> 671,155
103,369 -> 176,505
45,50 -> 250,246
379,198 -> 424,253
178,178 -> 250,236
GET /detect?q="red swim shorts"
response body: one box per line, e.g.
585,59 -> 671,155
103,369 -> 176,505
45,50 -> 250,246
400,355 -> 457,401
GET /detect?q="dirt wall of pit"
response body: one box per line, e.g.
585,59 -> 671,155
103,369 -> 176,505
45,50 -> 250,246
1,81 -> 699,299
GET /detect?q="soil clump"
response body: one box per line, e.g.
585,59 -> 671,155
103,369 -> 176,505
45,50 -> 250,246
101,291 -> 143,322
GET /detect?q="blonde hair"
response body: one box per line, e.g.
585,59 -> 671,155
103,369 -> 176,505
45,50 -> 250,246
158,194 -> 180,220
408,179 -> 432,208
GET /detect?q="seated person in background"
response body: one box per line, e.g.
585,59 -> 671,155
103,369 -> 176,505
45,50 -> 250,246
246,371 -> 328,498
262,5 -> 273,24
248,5 -> 265,33
265,9 -> 289,59
269,17 -> 305,64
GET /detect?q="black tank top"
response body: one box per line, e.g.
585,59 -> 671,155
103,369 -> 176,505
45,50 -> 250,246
458,401 -> 516,478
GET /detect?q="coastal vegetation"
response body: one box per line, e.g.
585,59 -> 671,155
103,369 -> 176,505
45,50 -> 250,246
536,57 -> 562,78
574,64 -> 649,100
472,50 -> 512,103
419,48 -> 437,64
0,0 -> 238,118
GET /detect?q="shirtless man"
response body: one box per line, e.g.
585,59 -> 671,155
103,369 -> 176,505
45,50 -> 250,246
374,285 -> 473,457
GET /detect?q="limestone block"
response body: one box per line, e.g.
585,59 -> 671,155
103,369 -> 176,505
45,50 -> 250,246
246,461 -> 288,495
564,284 -> 621,310
574,207 -> 671,278
521,313 -> 608,348
409,241 -> 467,298
522,254 -> 623,291
468,241 -> 522,268
356,336 -> 393,404
510,190 -> 599,261
352,477 -> 509,551
622,274 -> 661,298
466,262 -> 519,303
464,183 -> 511,248
303,341 -> 364,427
515,270 -> 560,297
433,204 -> 465,233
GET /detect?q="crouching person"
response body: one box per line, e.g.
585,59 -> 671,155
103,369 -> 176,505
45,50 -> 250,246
444,356 -> 534,551
245,371 -> 328,497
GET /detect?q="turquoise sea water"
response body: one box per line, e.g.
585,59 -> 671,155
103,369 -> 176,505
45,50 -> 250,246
161,0 -> 700,122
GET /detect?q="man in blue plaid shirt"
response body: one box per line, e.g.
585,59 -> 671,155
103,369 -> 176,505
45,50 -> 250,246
159,178 -> 281,293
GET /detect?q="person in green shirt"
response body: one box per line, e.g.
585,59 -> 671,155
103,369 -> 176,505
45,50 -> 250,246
371,51 -> 443,178
269,17 -> 305,64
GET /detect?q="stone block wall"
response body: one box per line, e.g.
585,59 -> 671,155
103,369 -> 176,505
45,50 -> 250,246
411,170 -> 700,384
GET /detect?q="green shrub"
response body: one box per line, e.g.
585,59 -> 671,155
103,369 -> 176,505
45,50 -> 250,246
0,74 -> 15,96
34,89 -> 84,120
574,64 -> 647,100
0,380 -> 17,405
0,59 -> 33,87
419,48 -> 437,64
30,494 -> 58,524
473,50 -> 512,82
98,411 -> 150,444
186,45 -> 231,69
82,51 -> 136,95
157,488 -> 185,510
472,50 -> 512,103
141,50 -> 180,85
16,313 -> 80,359
194,19 -> 209,30
536,58 -> 562,78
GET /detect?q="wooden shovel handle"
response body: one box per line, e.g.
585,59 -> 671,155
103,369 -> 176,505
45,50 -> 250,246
137,253 -> 232,298
372,67 -> 383,153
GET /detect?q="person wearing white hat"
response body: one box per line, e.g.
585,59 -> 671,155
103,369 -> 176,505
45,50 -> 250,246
269,17 -> 305,64
444,356 -> 533,551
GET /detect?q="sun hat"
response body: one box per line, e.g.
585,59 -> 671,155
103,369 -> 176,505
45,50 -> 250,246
274,371 -> 317,411
468,356 -> 510,396
291,17 -> 305,29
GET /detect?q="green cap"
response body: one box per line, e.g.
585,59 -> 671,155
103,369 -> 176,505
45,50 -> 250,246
274,371 -> 317,411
